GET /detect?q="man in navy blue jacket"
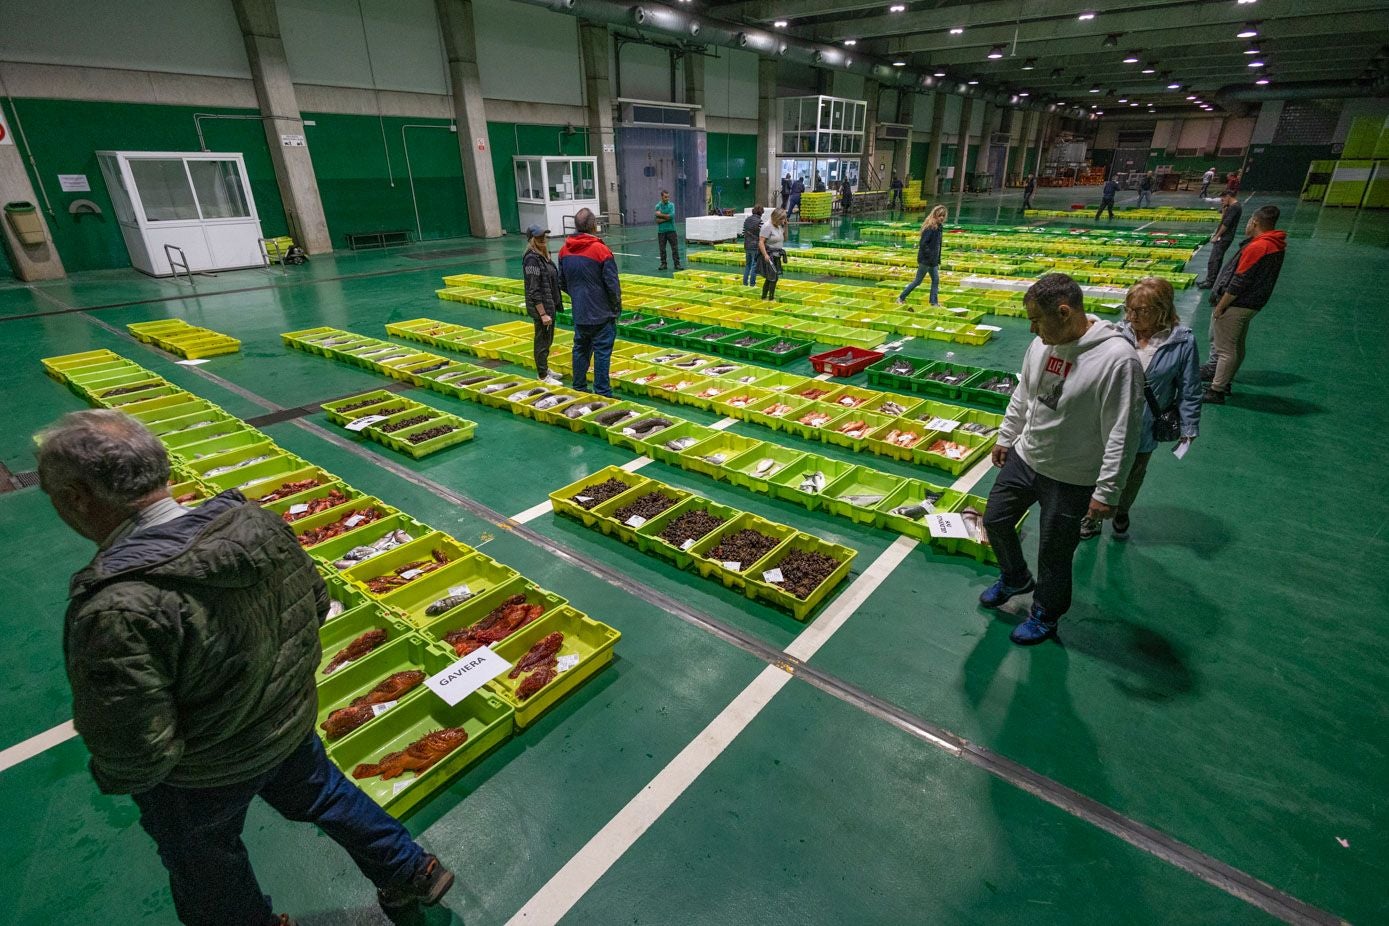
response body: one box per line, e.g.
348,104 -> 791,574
559,208 -> 622,396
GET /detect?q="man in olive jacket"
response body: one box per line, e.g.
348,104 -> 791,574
39,410 -> 453,926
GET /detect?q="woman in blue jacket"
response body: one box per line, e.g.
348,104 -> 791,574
1082,276 -> 1202,540
897,205 -> 946,308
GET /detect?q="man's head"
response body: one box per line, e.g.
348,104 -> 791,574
752,205 -> 764,216
37,410 -> 171,543
573,208 -> 598,234
1024,273 -> 1088,346
660,190 -> 670,203
1248,204 -> 1279,236
1220,190 -> 1237,205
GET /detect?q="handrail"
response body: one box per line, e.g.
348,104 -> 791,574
163,244 -> 193,285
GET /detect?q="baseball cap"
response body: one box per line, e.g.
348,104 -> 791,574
524,225 -> 550,238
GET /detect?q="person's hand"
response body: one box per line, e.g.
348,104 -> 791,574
1088,499 -> 1115,520
541,314 -> 552,326
991,445 -> 1009,467
1213,304 -> 1226,319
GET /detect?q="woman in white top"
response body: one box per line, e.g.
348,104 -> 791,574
758,208 -> 789,301
1081,277 -> 1202,540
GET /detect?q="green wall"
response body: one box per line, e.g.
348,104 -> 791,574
707,132 -> 756,212
1,98 -> 287,273
304,113 -> 469,246
487,122 -> 590,233
1245,144 -> 1335,192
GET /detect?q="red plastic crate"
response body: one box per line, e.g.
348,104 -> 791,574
809,346 -> 885,378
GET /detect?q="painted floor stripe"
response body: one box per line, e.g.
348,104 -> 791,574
509,500 -> 555,525
708,417 -> 738,430
619,456 -> 653,472
951,455 -> 995,495
504,534 -> 920,926
0,721 -> 77,774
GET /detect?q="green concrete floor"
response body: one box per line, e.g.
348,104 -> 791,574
1,186 -> 1385,925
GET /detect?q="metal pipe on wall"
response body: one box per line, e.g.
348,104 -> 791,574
401,123 -> 457,242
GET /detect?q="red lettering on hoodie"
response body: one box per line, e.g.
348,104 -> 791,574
1045,355 -> 1073,378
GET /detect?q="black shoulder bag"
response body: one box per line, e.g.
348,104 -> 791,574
1144,383 -> 1182,443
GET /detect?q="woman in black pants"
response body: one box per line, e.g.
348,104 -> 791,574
521,225 -> 563,385
758,208 -> 788,301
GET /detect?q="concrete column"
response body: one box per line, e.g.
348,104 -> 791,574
0,144 -> 65,280
924,92 -> 947,196
973,100 -> 996,189
755,58 -> 778,207
683,51 -> 707,132
861,80 -> 881,189
892,91 -> 914,188
232,0 -> 331,254
953,95 -> 974,212
1017,109 -> 1037,182
579,22 -> 622,225
436,0 -> 503,238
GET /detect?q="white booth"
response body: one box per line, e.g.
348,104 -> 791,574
514,156 -> 600,234
97,151 -> 265,277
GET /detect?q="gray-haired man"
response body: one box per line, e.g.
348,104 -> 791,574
38,410 -> 453,926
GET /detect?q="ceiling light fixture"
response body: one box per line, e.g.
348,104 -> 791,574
893,60 -> 906,66
987,45 -> 1005,59
967,79 -> 979,84
1118,97 -> 1128,102
889,3 -> 906,12
1167,82 -> 1181,89
934,70 -> 946,77
1089,84 -> 1101,92
1021,58 -> 1037,69
844,39 -> 856,46
1238,0 -> 1256,4
1078,11 -> 1096,20
1237,24 -> 1259,38
1244,47 -> 1261,54
1255,77 -> 1269,84
1248,59 -> 1264,67
949,26 -> 964,34
1123,52 -> 1140,64
1019,91 -> 1030,96
1130,102 -> 1138,107
773,19 -> 788,27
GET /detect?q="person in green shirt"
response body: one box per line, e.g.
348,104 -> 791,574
655,190 -> 681,271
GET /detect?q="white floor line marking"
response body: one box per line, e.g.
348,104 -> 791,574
709,417 -> 738,430
814,371 -> 833,380
510,500 -> 555,525
1135,221 -> 1156,231
951,455 -> 995,495
619,456 -> 654,472
504,535 -> 919,926
0,721 -> 77,774
507,667 -> 792,925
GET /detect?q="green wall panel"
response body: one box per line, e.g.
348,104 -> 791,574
1245,144 -> 1335,192
1,98 -> 287,273
707,132 -> 756,212
303,113 -> 469,245
487,122 -> 591,233
909,141 -> 927,179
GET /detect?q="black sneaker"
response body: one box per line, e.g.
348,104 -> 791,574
1112,513 -> 1131,540
1196,281 -> 1213,290
658,264 -> 668,271
1201,388 -> 1226,405
379,855 -> 455,913
1079,516 -> 1102,540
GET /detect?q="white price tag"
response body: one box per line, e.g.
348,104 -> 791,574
763,567 -> 785,584
370,700 -> 398,717
926,513 -> 971,539
448,584 -> 472,598
398,568 -> 423,580
346,415 -> 386,432
924,417 -> 961,432
722,561 -> 742,571
621,427 -> 636,436
680,538 -> 696,551
176,359 -> 210,366
977,324 -> 1003,332
625,515 -> 646,527
323,658 -> 352,675
556,653 -> 580,673
288,503 -> 310,515
425,648 -> 512,706
574,495 -> 593,504
344,514 -> 366,528
392,779 -> 415,796
1173,439 -> 1192,460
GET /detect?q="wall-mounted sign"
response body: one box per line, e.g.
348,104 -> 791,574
280,133 -> 307,147
58,174 -> 90,192
0,110 -> 12,145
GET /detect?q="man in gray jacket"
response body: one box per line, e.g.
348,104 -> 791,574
980,274 -> 1144,645
39,410 -> 454,925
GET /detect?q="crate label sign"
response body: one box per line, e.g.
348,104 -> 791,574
426,647 -> 512,706
924,417 -> 960,432
926,513 -> 971,540
762,567 -> 784,584
58,174 -> 90,191
722,561 -> 741,571
625,515 -> 646,527
680,539 -> 696,551
287,503 -> 310,515
370,700 -> 398,717
344,514 -> 367,528
556,654 -> 580,673
346,415 -> 386,432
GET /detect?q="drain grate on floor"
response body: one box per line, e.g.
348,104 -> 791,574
0,463 -> 40,492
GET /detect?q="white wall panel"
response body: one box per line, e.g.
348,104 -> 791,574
703,49 -> 759,120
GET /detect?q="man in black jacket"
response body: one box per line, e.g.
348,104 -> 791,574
1022,174 -> 1036,210
1202,205 -> 1287,403
1096,176 -> 1118,219
1198,191 -> 1242,289
742,206 -> 764,287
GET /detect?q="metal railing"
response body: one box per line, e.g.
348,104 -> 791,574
163,244 -> 194,285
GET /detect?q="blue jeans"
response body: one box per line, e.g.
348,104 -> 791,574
132,732 -> 425,926
983,452 -> 1096,619
573,320 -> 616,396
743,249 -> 758,286
899,263 -> 939,304
1138,190 -> 1152,207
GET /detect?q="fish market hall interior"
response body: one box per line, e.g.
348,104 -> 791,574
1,0 -> 1387,924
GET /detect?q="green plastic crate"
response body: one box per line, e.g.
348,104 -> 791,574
633,497 -> 740,568
723,444 -> 808,493
420,578 -> 568,655
380,553 -> 523,628
687,512 -> 796,589
679,433 -> 767,479
548,466 -> 655,527
822,467 -> 906,524
484,606 -> 621,728
767,455 -> 860,510
741,533 -> 858,621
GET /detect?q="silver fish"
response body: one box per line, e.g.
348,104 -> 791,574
961,506 -> 988,544
879,402 -> 907,417
798,471 -> 827,494
960,422 -> 999,436
481,381 -> 520,394
891,503 -> 933,520
665,436 -> 698,451
839,493 -> 885,506
326,599 -> 346,620
752,458 -> 778,477
701,452 -> 729,465
565,401 -> 607,419
534,395 -> 566,410
425,591 -> 473,616
509,387 -> 546,401
204,454 -> 272,477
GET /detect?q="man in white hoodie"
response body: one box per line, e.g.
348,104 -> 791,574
981,273 -> 1144,645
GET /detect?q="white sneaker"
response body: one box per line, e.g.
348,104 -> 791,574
543,374 -> 562,385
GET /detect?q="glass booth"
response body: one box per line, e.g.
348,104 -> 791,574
514,157 -> 600,234
777,96 -> 866,192
96,151 -> 264,277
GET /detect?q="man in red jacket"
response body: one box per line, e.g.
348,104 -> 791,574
558,209 -> 622,396
1202,205 -> 1286,404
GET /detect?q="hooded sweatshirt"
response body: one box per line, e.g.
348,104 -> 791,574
65,492 -> 325,794
998,317 -> 1145,504
558,233 -> 622,325
1214,229 -> 1287,310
